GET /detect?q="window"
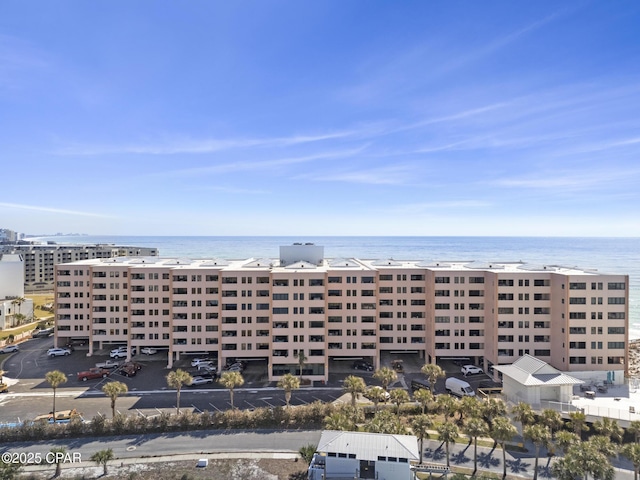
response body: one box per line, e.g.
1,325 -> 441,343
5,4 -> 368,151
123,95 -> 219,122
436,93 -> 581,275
608,297 -> 625,305
569,282 -> 586,290
608,282 -> 625,290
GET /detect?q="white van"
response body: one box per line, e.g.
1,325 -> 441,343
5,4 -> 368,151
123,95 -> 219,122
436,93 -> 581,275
445,377 -> 476,397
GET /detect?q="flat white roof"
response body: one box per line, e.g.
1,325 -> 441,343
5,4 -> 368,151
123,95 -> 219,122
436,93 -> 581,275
62,257 -> 618,276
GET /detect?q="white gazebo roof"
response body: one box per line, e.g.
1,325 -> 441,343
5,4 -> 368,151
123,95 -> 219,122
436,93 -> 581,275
494,354 -> 583,387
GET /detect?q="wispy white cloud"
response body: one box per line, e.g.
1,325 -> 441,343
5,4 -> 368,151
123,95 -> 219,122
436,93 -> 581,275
296,164 -> 417,186
493,167 -> 640,190
0,202 -> 115,218
150,147 -> 368,179
550,137 -> 640,157
390,200 -> 492,214
55,130 -> 361,156
185,185 -> 271,195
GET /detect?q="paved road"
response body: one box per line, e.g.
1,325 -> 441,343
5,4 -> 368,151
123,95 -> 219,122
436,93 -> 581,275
0,429 -> 323,459
0,429 -> 635,479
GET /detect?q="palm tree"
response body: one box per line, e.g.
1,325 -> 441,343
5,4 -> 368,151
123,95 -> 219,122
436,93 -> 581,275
464,417 -> 488,474
457,395 -> 481,424
373,367 -> 397,392
102,381 -> 128,418
593,416 -> 624,443
389,388 -> 409,416
436,421 -> 459,467
511,402 -> 536,429
414,388 -> 434,415
297,350 -> 307,379
412,414 -> 433,464
554,430 -> 579,456
49,447 -> 66,478
218,371 -> 244,409
90,448 -> 114,476
277,373 -> 300,408
365,386 -> 387,412
555,440 -> 615,480
343,375 -> 366,408
436,394 -> 458,423
524,423 -> 551,480
324,412 -> 352,431
627,420 -> 640,444
45,370 -> 67,423
166,369 -> 192,414
420,363 -> 445,392
491,416 -> 517,479
568,410 -> 589,440
365,409 -> 407,435
10,297 -> 25,327
621,443 -> 640,480
481,397 -> 507,431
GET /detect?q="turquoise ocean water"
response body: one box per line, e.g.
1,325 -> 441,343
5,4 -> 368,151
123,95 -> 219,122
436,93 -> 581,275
32,236 -> 640,340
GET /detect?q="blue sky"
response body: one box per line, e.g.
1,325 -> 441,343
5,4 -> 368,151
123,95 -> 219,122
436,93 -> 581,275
2,1 -> 640,236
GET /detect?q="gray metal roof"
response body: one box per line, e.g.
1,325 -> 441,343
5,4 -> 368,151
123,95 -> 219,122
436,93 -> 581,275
494,354 -> 583,386
317,430 -> 419,462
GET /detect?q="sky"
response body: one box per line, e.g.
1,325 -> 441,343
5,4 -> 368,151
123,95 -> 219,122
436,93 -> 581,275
1,1 -> 640,237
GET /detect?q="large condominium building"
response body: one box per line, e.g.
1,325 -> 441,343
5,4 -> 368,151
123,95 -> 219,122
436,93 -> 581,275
54,244 -> 629,383
0,244 -> 158,293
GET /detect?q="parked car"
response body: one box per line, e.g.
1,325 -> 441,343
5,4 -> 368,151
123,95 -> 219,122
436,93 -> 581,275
110,346 -> 136,358
47,347 -> 71,357
446,377 -> 476,397
95,359 -> 121,369
189,376 -> 214,386
352,360 -> 373,371
77,367 -> 110,381
226,365 -> 243,372
410,378 -> 432,392
32,328 -> 54,338
191,358 -> 214,367
119,362 -> 142,377
461,365 -> 483,376
0,345 -> 19,354
197,363 -> 216,372
140,347 -> 158,355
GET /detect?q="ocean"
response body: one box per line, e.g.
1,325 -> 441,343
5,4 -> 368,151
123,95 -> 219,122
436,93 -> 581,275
31,235 -> 640,340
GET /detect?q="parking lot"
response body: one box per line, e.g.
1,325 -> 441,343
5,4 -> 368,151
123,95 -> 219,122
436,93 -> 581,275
0,337 -> 499,423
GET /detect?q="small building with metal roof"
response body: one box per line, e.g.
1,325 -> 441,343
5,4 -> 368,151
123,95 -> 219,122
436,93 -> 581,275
494,354 -> 583,408
309,430 -> 419,480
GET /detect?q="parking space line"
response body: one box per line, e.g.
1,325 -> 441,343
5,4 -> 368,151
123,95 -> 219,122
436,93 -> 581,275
245,401 -> 258,410
191,404 -> 201,413
261,399 -> 275,408
208,402 -> 222,412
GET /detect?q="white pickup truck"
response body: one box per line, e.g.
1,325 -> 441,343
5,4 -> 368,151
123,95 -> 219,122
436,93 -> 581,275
95,359 -> 121,369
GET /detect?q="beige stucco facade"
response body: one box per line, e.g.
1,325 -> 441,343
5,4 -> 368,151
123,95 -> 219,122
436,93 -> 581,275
53,246 -> 629,382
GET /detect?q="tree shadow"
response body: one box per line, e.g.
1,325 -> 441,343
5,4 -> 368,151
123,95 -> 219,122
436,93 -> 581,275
423,447 -> 446,462
450,450 -> 471,465
538,465 -> 554,479
477,451 -> 500,468
506,457 -> 531,475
